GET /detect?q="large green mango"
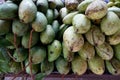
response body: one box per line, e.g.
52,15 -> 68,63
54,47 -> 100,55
19,0 -> 37,23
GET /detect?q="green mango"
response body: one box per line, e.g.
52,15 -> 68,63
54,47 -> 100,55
48,0 -> 56,9
77,0 -> 93,13
0,20 -> 11,35
113,43 -> 120,61
85,25 -> 105,46
52,20 -> 60,34
53,9 -> 59,19
95,42 -> 114,60
72,56 -> 87,75
62,42 -> 74,62
105,58 -> 120,75
63,11 -> 78,25
30,46 -> 46,64
12,19 -> 29,36
37,0 -> 48,14
0,1 -> 18,19
13,48 -> 28,62
22,31 -> 39,48
19,0 -> 37,23
78,42 -> 95,60
72,14 -> 91,34
48,40 -> 62,62
55,56 -> 70,75
40,25 -> 55,45
63,26 -> 84,52
5,33 -> 20,48
32,12 -> 47,32
25,60 -> 39,75
41,59 -> 54,75
9,61 -> 21,73
108,30 -> 120,45
59,7 -> 69,19
46,9 -> 54,24
101,11 -> 120,35
88,55 -> 105,75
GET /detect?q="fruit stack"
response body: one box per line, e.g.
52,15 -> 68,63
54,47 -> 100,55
0,0 -> 120,80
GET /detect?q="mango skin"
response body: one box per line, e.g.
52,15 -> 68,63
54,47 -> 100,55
114,44 -> 120,61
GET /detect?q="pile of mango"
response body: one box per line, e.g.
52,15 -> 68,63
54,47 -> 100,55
0,0 -> 120,79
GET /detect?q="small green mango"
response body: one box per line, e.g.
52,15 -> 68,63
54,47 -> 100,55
72,56 -> 87,75
0,1 -> 18,19
32,12 -> 47,32
63,11 -> 78,25
55,56 -> 70,75
13,48 -> 28,62
95,42 -> 114,60
52,20 -> 60,34
30,46 -> 46,64
25,60 -> 39,75
78,42 -> 95,60
41,59 -> 54,75
113,44 -> 120,61
72,14 -> 91,34
62,42 -> 74,62
12,19 -> 29,36
22,31 -> 39,48
40,25 -> 55,45
88,55 -> 105,75
46,9 -> 54,24
48,40 -> 62,62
